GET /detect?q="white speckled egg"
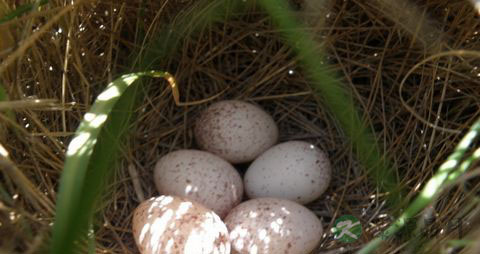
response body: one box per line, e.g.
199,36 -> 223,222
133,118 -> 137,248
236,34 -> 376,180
132,195 -> 230,254
154,149 -> 243,218
244,141 -> 331,204
194,100 -> 279,164
224,198 -> 323,254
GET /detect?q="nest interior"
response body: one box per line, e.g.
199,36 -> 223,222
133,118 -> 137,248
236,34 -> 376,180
1,0 -> 480,253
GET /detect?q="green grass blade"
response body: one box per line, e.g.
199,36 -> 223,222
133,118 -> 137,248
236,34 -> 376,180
50,71 -> 169,254
0,0 -> 49,24
358,117 -> 480,254
87,223 -> 96,254
258,0 -> 402,206
447,146 -> 480,182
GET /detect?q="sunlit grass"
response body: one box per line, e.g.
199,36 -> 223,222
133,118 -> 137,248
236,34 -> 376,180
49,2 -> 248,253
49,71 -> 171,254
256,3 -> 480,253
37,1 -> 480,254
54,0 -> 400,252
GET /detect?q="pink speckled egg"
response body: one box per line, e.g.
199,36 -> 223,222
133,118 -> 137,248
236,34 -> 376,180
224,198 -> 323,254
244,141 -> 331,204
154,149 -> 243,218
132,195 -> 230,254
194,100 -> 279,164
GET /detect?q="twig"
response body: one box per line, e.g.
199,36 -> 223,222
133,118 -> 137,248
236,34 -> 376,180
127,164 -> 145,202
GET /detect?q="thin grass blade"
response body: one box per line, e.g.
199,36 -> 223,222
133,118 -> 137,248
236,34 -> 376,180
258,0 -> 402,206
357,117 -> 480,254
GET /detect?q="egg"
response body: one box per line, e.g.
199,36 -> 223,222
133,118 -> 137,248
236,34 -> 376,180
154,149 -> 243,218
244,141 -> 331,204
132,195 -> 231,254
224,198 -> 323,254
194,100 -> 278,164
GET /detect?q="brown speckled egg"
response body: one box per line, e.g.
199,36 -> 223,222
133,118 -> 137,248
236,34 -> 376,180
244,141 -> 331,204
132,195 -> 231,254
224,198 -> 323,254
154,149 -> 243,218
194,100 -> 278,164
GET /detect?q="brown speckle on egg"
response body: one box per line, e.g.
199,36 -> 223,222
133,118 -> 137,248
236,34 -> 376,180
154,149 -> 243,218
194,100 -> 278,164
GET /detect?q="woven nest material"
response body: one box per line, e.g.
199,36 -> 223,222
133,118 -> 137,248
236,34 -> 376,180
1,0 -> 480,253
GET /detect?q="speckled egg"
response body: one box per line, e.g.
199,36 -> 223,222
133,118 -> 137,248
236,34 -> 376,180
154,149 -> 243,218
132,195 -> 230,254
224,197 -> 323,254
194,100 -> 279,164
244,141 -> 331,204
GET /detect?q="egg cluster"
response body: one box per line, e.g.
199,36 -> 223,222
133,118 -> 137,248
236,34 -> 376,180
132,100 -> 332,254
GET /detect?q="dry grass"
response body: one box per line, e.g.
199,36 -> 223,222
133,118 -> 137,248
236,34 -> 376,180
1,0 -> 480,253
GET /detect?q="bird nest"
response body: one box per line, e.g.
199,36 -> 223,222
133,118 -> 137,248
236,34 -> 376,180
1,0 -> 480,253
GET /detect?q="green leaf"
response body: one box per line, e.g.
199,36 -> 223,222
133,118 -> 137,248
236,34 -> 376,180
87,223 -> 96,254
49,71 -> 169,254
